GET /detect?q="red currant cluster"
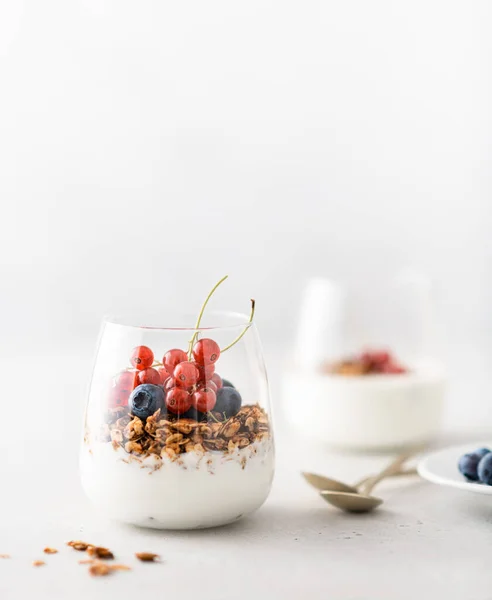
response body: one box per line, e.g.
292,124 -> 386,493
163,339 -> 222,414
109,275 -> 253,418
360,350 -> 407,374
330,349 -> 408,376
109,339 -> 225,414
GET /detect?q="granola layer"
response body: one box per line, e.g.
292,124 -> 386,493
94,404 -> 270,460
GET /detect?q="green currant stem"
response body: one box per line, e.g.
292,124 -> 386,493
187,275 -> 229,359
221,299 -> 255,353
207,411 -> 221,423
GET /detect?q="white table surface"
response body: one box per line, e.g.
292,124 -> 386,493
1,344 -> 491,600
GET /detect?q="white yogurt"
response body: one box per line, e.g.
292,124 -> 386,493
283,364 -> 446,451
81,439 -> 274,529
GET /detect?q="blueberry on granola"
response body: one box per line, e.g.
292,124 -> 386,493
214,386 -> 242,418
182,406 -> 207,422
129,384 -> 165,420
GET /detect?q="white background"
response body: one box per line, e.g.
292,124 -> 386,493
0,0 -> 490,347
0,3 -> 491,598
1,0 -> 491,429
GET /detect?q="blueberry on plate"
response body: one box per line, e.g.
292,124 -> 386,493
221,378 -> 235,389
475,447 -> 491,458
129,384 -> 165,420
458,447 -> 491,481
478,453 -> 492,485
214,386 -> 242,418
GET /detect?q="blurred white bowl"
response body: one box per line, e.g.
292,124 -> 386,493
282,364 -> 446,451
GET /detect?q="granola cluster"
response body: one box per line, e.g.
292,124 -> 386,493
98,404 -> 270,459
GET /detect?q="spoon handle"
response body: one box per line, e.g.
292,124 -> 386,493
354,466 -> 417,489
359,453 -> 414,495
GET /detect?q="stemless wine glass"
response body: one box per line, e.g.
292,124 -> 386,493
80,310 -> 275,530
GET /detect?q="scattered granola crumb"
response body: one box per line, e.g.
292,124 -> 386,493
33,560 -> 45,567
68,541 -> 115,560
89,562 -> 111,577
80,559 -> 130,573
135,552 -> 160,562
0,554 -> 10,559
111,564 -> 131,571
67,540 -> 90,551
43,548 -> 58,555
87,546 -> 114,560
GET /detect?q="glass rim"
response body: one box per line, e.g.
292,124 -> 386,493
103,309 -> 254,332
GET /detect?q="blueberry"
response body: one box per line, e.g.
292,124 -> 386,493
181,407 -> 196,420
129,384 -> 165,420
459,448 -> 491,481
214,386 -> 242,418
221,378 -> 235,389
475,447 -> 491,458
181,407 -> 207,422
478,453 -> 492,485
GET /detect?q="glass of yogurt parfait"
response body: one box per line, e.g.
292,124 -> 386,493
80,277 -> 275,529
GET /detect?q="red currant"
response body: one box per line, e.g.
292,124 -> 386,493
192,338 -> 221,366
362,351 -> 390,369
137,367 -> 161,386
109,373 -> 137,408
193,387 -> 217,413
197,380 -> 217,393
163,349 -> 188,375
116,370 -> 138,392
164,377 -> 175,392
173,361 -> 199,388
130,346 -> 154,371
210,373 -> 223,389
109,387 -> 128,408
193,361 -> 215,381
166,387 -> 192,414
156,367 -> 168,384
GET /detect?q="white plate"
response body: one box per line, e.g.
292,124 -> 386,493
418,442 -> 492,495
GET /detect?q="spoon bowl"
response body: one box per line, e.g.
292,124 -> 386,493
309,453 -> 418,513
320,491 -> 383,513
